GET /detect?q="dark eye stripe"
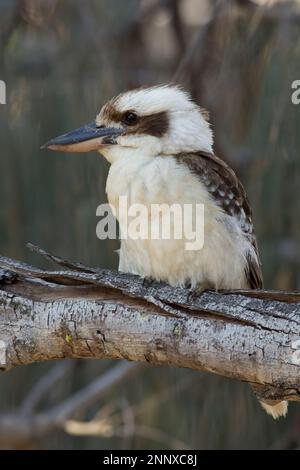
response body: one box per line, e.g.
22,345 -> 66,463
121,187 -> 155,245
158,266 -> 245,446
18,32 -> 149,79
130,111 -> 169,137
101,103 -> 169,137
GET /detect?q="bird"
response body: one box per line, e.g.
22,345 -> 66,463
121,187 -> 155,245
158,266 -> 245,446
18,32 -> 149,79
43,84 -> 287,419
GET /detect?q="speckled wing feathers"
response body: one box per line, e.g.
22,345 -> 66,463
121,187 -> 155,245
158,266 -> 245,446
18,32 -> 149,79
175,151 -> 263,289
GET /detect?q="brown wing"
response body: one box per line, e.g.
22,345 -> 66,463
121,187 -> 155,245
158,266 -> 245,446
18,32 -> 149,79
175,151 -> 263,289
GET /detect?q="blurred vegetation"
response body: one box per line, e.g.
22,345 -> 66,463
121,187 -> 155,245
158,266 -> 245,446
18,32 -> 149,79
0,0 -> 299,450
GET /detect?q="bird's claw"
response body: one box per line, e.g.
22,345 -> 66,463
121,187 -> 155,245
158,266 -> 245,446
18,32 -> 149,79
0,269 -> 18,284
187,284 -> 212,300
142,276 -> 155,288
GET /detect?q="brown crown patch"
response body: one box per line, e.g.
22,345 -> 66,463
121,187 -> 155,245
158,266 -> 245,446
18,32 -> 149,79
100,100 -> 123,123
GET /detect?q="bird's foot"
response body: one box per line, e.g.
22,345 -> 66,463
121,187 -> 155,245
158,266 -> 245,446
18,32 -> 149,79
0,269 -> 18,284
186,283 -> 211,300
142,276 -> 155,288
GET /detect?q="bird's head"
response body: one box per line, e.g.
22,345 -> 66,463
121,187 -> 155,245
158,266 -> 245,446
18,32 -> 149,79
42,85 -> 213,162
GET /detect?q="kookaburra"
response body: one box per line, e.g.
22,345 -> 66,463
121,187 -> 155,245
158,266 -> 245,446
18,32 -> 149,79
43,84 -> 287,419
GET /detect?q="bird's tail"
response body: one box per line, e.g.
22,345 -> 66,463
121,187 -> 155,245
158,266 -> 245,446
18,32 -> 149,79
259,400 -> 288,419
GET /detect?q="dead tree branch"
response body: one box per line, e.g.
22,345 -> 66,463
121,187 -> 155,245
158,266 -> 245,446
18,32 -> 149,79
0,246 -> 300,409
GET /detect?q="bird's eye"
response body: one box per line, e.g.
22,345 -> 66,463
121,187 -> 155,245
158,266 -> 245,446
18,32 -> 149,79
123,111 -> 139,126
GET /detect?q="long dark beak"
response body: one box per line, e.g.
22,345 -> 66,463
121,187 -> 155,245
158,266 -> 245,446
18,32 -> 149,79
41,121 -> 124,153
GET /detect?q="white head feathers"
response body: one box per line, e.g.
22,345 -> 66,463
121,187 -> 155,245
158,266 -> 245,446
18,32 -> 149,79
98,84 -> 214,160
115,85 -> 196,115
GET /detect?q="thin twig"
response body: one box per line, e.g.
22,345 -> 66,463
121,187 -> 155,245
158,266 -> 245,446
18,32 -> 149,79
20,360 -> 73,416
42,362 -> 142,426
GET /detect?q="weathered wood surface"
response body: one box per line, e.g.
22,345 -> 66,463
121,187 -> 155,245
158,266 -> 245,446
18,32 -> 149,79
0,244 -> 299,403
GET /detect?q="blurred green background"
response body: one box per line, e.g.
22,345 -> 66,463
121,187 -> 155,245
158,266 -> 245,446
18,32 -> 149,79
0,0 -> 299,450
